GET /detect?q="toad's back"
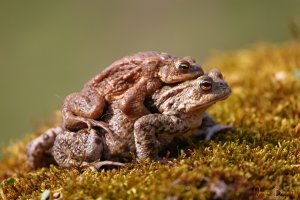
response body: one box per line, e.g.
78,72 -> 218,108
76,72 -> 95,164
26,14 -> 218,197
62,51 -> 203,132
83,51 -> 181,101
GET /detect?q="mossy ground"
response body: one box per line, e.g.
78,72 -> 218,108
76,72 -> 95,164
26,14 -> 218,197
1,42 -> 300,200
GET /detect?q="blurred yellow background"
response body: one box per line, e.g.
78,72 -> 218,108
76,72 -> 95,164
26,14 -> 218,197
0,1 -> 299,147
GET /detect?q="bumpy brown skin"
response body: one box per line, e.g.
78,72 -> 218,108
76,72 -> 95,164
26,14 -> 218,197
134,69 -> 232,160
50,69 -> 232,167
26,126 -> 63,168
62,51 -> 204,132
26,69 -> 232,169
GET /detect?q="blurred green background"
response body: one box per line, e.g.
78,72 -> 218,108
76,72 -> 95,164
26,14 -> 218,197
0,1 -> 299,148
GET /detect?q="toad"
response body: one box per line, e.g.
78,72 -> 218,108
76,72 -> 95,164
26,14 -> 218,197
62,51 -> 204,132
31,69 -> 232,169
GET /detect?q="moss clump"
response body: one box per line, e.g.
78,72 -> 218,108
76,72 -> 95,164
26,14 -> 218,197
1,42 -> 300,199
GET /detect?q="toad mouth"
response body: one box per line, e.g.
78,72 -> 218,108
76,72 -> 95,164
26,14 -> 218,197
185,90 -> 231,112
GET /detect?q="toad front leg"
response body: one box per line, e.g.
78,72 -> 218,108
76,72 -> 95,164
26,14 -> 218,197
118,77 -> 161,118
134,114 -> 188,160
62,89 -> 112,134
195,112 -> 234,140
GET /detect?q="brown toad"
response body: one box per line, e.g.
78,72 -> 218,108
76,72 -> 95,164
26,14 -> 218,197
27,69 -> 232,169
62,51 -> 204,132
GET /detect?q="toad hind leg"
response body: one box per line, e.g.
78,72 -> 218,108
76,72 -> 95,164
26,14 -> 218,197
53,128 -> 104,168
62,90 -> 112,134
26,126 -> 63,168
134,114 -> 188,160
53,129 -> 124,170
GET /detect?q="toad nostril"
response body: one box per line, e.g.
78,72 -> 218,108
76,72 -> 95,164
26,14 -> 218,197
219,82 -> 227,87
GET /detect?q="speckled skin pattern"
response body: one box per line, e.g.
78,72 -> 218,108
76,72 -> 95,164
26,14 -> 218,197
62,51 -> 204,132
26,126 -> 63,168
49,69 -> 232,167
134,69 -> 232,160
52,129 -> 103,167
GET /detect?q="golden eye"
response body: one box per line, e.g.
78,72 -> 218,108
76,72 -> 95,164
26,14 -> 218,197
198,78 -> 212,91
175,61 -> 190,70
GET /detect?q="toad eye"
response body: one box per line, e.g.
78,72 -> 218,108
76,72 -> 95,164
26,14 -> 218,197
175,61 -> 190,70
198,78 -> 212,91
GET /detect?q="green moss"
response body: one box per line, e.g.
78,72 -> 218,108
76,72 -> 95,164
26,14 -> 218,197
1,42 -> 300,199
